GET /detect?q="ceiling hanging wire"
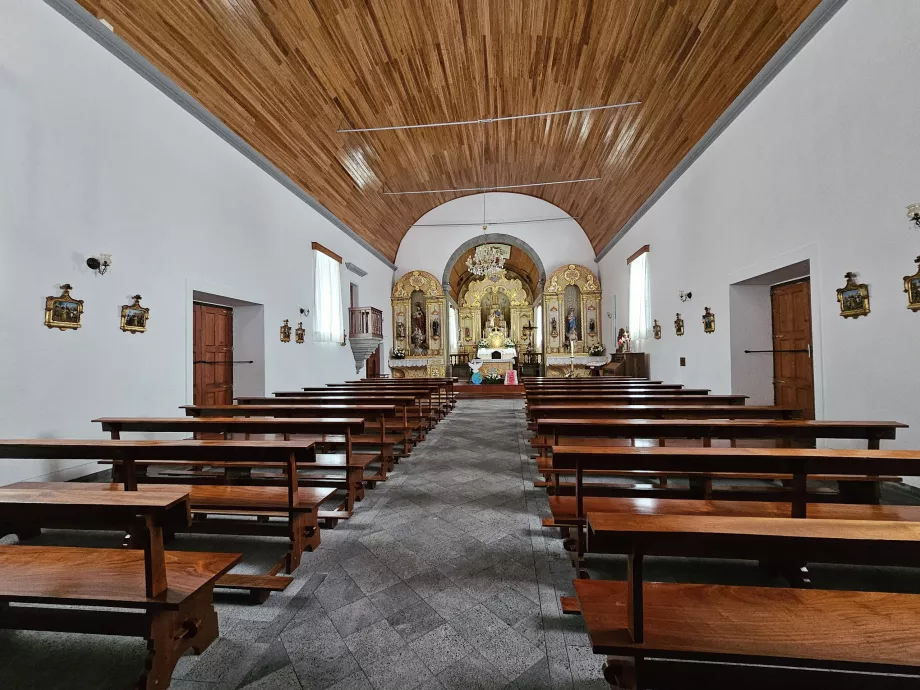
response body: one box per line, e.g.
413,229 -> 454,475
336,101 -> 641,133
382,177 -> 601,196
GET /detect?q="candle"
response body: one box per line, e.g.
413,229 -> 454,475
570,339 -> 575,356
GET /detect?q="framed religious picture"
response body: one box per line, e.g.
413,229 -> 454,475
674,313 -> 685,337
702,307 -> 716,334
904,257 -> 920,312
120,295 -> 149,334
280,319 -> 292,342
45,284 -> 83,330
295,321 -> 306,343
836,272 -> 870,319
652,319 -> 662,340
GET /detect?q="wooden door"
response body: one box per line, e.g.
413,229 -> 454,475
366,345 -> 380,378
193,303 -> 233,405
771,279 -> 814,418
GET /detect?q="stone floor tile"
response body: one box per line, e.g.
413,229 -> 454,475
315,575 -> 367,614
368,581 -> 425,617
426,586 -> 478,619
359,647 -> 435,690
386,602 -> 446,642
323,671 -> 374,690
476,629 -> 545,680
436,651 -> 507,690
483,587 -> 542,627
329,598 -> 385,639
408,623 -> 475,675
237,664 -> 302,690
344,619 -> 405,663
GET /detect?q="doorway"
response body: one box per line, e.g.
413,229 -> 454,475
193,303 -> 234,405
366,345 -> 381,378
771,279 -> 815,418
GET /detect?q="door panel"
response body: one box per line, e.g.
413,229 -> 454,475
193,303 -> 233,406
771,280 -> 814,419
366,345 -> 380,378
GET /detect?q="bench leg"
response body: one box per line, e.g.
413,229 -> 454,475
140,587 -> 219,689
602,655 -> 637,689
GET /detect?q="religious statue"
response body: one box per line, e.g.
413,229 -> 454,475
491,309 -> 503,331
550,316 -> 558,337
566,307 -> 578,342
413,305 -> 426,334
431,317 -> 440,338
411,326 -> 427,354
395,321 -> 405,339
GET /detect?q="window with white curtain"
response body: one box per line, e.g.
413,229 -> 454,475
628,251 -> 651,348
534,304 -> 543,352
313,248 -> 344,343
449,305 -> 460,354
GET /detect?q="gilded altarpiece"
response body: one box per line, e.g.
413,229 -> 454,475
458,272 -> 534,353
542,264 -> 604,377
390,271 -> 447,378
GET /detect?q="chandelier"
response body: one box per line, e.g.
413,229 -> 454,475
466,240 -> 506,277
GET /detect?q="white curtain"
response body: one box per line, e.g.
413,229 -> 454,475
534,304 -> 543,352
449,305 -> 460,354
629,252 -> 651,349
313,250 -> 344,342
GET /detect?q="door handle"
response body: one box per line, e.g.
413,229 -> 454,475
774,379 -> 787,384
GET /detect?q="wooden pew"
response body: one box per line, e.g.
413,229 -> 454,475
332,381 -> 452,415
0,440 -> 334,581
315,384 -> 448,422
353,377 -> 459,408
535,419 -> 907,451
528,387 -> 712,396
546,446 -> 920,559
239,394 -> 431,437
0,487 -> 239,688
93,417 -> 376,510
570,512 -> 920,689
281,388 -> 442,427
525,394 -> 747,406
183,403 -> 415,454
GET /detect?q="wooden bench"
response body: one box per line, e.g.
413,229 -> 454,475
0,487 -> 239,687
526,394 -> 748,406
281,389 -> 442,428
0,440 -> 334,578
570,512 -> 920,689
535,418 -> 907,451
546,446 -> 920,559
93,416 -> 375,510
527,403 -> 803,425
325,382 -> 451,418
182,403 -> 417,454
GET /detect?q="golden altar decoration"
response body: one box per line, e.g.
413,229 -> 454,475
457,270 -> 535,355
542,264 -> 603,377
389,270 -> 447,378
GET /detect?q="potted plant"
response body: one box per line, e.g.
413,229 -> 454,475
503,337 -> 516,348
483,373 -> 504,384
587,343 -> 606,356
390,347 -> 406,360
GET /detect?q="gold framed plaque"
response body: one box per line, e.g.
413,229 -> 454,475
280,319 -> 292,342
702,307 -> 715,334
120,295 -> 149,334
45,284 -> 83,331
905,257 -> 920,312
674,313 -> 685,337
836,272 -> 870,319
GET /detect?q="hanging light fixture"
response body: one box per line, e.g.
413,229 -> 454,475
466,228 -> 507,277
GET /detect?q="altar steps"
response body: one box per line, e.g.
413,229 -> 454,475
455,384 -> 525,399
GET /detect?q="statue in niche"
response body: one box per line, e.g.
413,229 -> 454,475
431,316 -> 440,339
413,304 -> 426,334
409,290 -> 428,353
395,321 -> 405,339
566,308 -> 578,342
550,316 -> 558,338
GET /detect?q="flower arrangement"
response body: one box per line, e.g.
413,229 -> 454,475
483,372 -> 504,384
587,343 -> 606,356
503,337 -> 516,348
390,347 -> 406,360
478,338 -> 489,348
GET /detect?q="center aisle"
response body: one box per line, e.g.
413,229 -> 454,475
182,398 -> 604,690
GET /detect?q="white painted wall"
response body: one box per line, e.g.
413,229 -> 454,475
597,0 -> 920,473
395,193 -> 595,283
0,0 -> 392,484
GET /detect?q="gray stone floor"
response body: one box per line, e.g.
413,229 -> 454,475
0,399 -> 610,689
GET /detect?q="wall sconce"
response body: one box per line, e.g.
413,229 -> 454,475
299,307 -> 311,318
908,203 -> 920,228
86,253 -> 113,275
679,291 -> 692,302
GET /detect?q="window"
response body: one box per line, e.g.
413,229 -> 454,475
313,243 -> 344,343
628,249 -> 651,347
449,305 -> 460,354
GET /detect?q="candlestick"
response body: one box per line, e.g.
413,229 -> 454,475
570,339 -> 575,356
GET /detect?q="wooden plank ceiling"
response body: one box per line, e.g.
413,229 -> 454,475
77,0 -> 821,262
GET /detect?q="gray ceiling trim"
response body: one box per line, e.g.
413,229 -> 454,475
42,0 -> 397,272
594,0 -> 849,263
